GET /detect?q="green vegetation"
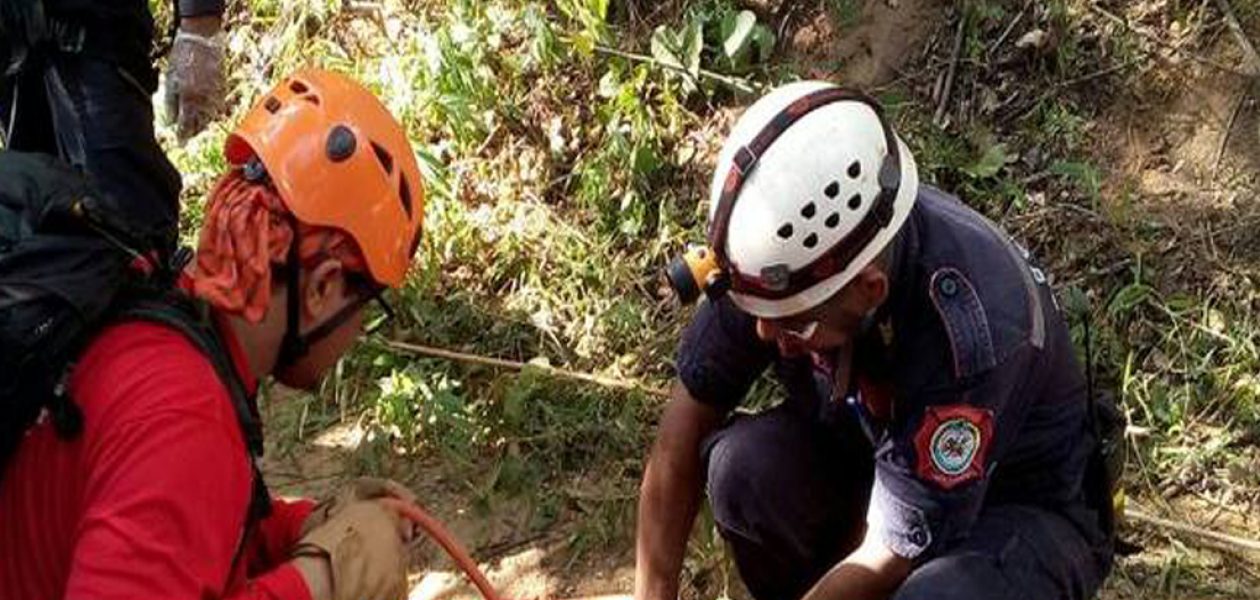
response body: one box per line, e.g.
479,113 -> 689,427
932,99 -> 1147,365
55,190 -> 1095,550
154,0 -> 1259,596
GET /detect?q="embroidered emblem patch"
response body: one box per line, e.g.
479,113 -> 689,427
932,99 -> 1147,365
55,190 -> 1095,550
914,405 -> 994,489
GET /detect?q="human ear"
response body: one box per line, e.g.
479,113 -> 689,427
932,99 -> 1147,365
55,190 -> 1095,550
857,265 -> 889,312
303,258 -> 348,322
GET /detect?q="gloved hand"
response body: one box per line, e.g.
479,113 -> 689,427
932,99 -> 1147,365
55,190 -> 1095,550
163,30 -> 226,141
293,499 -> 411,600
302,477 -> 418,536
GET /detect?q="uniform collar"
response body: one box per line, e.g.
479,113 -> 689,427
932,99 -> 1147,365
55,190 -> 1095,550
867,197 -> 921,347
879,202 -> 919,322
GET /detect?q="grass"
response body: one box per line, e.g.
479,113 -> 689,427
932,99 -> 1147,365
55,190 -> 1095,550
153,0 -> 1260,596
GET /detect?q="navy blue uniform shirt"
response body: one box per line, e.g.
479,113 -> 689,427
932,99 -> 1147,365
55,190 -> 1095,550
8,0 -> 225,92
677,185 -> 1100,561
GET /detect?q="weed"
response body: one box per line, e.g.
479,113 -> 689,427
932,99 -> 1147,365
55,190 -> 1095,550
828,0 -> 864,30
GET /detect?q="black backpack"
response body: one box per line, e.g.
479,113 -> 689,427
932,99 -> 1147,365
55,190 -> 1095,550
0,150 -> 270,523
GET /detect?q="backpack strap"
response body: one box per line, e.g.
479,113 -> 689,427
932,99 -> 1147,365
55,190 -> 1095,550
115,294 -> 273,581
117,295 -> 270,510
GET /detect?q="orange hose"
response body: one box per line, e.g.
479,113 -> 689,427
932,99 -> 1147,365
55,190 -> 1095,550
380,497 -> 506,600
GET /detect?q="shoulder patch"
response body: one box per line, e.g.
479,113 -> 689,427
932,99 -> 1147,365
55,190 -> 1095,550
913,404 -> 994,490
928,267 -> 996,379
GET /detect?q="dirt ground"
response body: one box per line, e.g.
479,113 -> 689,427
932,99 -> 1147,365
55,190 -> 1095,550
263,420 -> 638,600
263,1 -> 1260,599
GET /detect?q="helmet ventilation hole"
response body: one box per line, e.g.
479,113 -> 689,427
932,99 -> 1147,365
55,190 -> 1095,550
848,194 -> 862,210
301,94 -> 321,106
824,181 -> 840,199
409,230 -> 423,257
801,202 -> 817,219
848,161 -> 861,178
803,233 -> 818,249
777,223 -> 794,239
825,213 -> 840,228
289,80 -> 310,94
399,174 -> 414,218
371,142 -> 395,175
264,97 -> 281,113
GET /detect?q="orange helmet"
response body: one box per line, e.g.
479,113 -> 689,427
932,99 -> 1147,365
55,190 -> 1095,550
224,68 -> 424,288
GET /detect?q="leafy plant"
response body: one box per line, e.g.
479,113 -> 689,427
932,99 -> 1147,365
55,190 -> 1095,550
962,141 -> 1016,179
714,10 -> 775,72
557,0 -> 611,55
651,19 -> 705,95
650,7 -> 774,98
1050,160 -> 1102,202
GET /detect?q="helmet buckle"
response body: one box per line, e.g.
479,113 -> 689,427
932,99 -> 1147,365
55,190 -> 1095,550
733,146 -> 759,176
761,264 -> 791,292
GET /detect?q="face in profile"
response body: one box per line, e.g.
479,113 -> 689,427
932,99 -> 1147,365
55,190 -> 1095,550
755,267 -> 889,356
275,265 -> 368,391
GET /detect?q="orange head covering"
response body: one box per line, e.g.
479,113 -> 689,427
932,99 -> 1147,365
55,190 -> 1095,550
191,168 -> 368,323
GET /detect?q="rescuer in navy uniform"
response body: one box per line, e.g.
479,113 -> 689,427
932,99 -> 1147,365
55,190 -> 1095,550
634,82 -> 1114,600
1,0 -> 229,256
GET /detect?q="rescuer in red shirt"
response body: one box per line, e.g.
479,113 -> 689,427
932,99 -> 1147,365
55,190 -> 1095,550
0,69 -> 428,600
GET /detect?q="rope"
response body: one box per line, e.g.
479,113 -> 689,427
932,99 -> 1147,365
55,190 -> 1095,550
382,498 -> 505,600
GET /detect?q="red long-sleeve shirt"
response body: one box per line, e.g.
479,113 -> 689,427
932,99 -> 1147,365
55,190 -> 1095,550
0,319 -> 314,600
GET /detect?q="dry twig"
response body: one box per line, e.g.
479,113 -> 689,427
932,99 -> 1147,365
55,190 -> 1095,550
1126,506 -> 1260,555
1215,0 -> 1260,73
1213,91 -> 1247,170
986,2 -> 1027,58
1014,58 -> 1143,121
585,42 -> 759,95
381,339 -> 671,399
1210,0 -> 1259,173
1088,2 -> 1251,78
935,8 -> 967,127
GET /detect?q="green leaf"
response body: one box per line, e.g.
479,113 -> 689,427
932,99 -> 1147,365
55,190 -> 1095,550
962,142 -> 1015,179
713,10 -> 775,72
631,144 -> 661,178
1050,160 -> 1102,200
589,0 -> 609,22
572,30 -> 596,57
1108,282 -> 1154,317
1062,285 -> 1090,317
650,25 -> 684,70
751,23 -> 776,63
650,23 -> 699,95
684,18 -> 704,77
721,10 -> 758,65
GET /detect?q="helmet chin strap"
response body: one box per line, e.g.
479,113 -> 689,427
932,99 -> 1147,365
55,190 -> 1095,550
273,217 -> 380,372
275,216 -> 309,370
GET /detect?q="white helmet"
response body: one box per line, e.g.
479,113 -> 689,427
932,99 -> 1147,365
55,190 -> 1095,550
707,81 -> 919,318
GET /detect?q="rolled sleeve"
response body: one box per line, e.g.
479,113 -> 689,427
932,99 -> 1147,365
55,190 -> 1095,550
867,452 -> 988,560
675,297 -> 775,411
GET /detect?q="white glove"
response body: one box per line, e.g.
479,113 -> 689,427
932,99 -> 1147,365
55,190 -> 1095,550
164,30 -> 226,141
